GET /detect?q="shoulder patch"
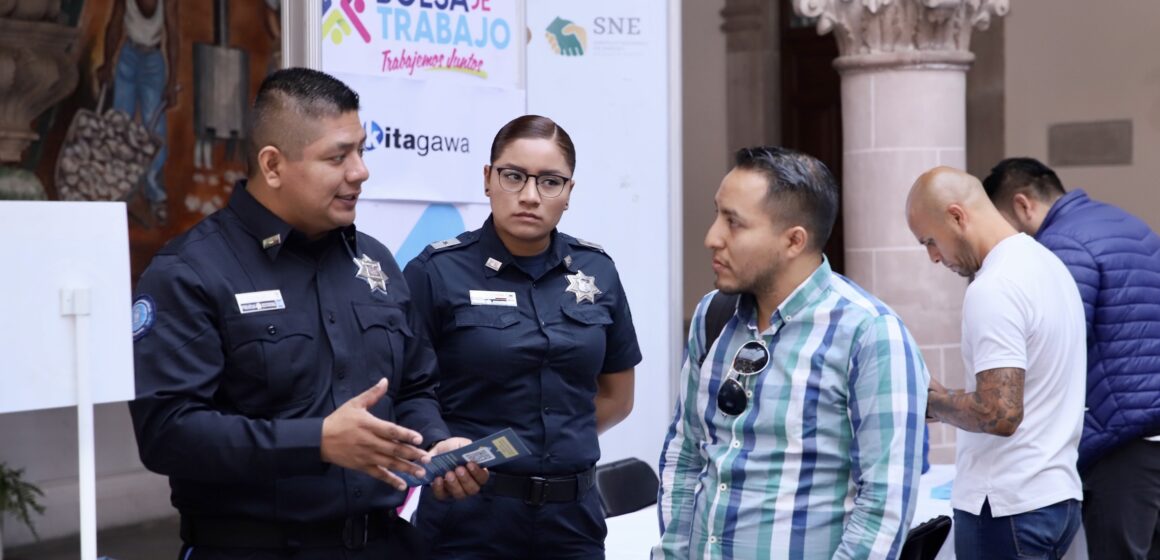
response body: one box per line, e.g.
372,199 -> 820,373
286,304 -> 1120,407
132,295 -> 156,341
574,238 -> 605,253
429,237 -> 462,251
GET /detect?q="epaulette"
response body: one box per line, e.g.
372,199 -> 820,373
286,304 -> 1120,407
427,231 -> 478,254
570,237 -> 606,254
429,237 -> 462,250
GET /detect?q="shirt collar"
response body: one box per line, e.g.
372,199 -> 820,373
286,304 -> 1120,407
741,256 -> 833,333
477,214 -> 570,278
227,179 -> 358,261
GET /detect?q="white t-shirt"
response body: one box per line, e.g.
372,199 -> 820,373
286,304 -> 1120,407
125,0 -> 165,48
952,233 -> 1086,517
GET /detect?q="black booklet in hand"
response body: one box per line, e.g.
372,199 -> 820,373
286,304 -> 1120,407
398,428 -> 530,487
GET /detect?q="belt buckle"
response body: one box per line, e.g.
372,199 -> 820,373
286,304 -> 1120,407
525,476 -> 549,507
342,514 -> 369,550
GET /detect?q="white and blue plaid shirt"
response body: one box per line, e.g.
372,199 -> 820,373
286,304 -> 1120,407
655,259 -> 929,560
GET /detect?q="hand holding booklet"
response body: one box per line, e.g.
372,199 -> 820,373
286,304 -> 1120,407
399,428 -> 530,487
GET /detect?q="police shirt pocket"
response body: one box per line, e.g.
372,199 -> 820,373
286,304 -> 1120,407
561,305 -> 613,327
453,307 -> 520,329
353,303 -> 412,383
223,311 -> 316,414
558,305 -> 611,373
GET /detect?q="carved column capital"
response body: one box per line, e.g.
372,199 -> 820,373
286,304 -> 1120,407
793,0 -> 1008,71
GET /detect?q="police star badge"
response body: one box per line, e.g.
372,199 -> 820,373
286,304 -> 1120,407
353,254 -> 388,294
565,270 -> 602,304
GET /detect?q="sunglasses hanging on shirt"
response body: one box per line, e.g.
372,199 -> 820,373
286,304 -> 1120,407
716,339 -> 770,416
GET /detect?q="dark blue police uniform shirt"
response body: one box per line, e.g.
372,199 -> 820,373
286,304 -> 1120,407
403,216 -> 642,476
130,182 -> 449,522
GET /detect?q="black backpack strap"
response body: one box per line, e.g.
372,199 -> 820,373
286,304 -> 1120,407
698,291 -> 740,367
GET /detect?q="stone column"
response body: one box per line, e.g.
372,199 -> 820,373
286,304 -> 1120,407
792,0 -> 1008,463
720,0 -> 780,154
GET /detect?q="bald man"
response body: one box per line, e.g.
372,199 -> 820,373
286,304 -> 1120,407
906,167 -> 1086,560
130,68 -> 486,559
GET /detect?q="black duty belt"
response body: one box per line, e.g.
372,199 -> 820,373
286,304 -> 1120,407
483,468 -> 596,506
180,510 -> 395,550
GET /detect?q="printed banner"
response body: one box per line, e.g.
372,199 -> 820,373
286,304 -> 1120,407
526,1 -> 674,470
355,200 -> 492,266
337,72 -> 523,202
321,0 -> 521,89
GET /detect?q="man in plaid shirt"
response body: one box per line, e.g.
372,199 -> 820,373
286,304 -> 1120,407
655,147 -> 929,560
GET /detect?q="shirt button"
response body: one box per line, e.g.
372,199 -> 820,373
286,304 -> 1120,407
328,312 -> 336,324
731,440 -> 740,448
337,370 -> 345,379
718,483 -> 727,492
266,325 -> 277,335
708,536 -> 719,544
746,390 -> 754,398
354,487 -> 363,498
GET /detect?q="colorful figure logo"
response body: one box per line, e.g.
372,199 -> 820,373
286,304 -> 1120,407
546,17 -> 586,56
322,0 -> 372,45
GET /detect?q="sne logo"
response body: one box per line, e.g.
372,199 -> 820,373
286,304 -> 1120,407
545,17 -> 586,56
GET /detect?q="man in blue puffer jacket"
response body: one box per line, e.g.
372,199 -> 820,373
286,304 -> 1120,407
984,157 -> 1160,560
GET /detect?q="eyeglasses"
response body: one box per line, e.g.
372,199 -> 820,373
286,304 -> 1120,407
492,167 -> 572,198
716,340 -> 769,416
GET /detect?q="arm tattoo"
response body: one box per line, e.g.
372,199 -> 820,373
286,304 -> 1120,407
929,367 -> 1025,436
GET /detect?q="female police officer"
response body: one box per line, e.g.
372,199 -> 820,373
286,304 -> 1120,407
403,115 -> 641,558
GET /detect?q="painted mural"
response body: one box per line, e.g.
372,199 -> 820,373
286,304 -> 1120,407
13,0 -> 281,280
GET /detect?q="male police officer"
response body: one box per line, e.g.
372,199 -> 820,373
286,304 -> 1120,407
130,68 -> 486,559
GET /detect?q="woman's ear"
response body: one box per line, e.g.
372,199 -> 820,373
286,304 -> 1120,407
562,182 -> 575,209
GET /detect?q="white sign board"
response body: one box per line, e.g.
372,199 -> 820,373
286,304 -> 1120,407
355,200 -> 492,266
337,72 -> 525,202
526,0 -> 676,468
0,201 -> 135,413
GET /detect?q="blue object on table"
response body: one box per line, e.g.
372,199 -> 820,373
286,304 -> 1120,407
931,480 -> 953,500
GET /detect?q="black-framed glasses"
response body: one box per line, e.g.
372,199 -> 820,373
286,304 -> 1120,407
493,166 -> 572,198
717,340 -> 769,416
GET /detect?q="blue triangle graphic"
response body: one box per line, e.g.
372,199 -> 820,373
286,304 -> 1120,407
395,204 -> 466,267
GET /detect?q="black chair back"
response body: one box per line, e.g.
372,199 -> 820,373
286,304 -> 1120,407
900,515 -> 951,560
594,458 -> 659,518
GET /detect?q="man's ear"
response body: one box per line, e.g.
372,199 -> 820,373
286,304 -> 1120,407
947,203 -> 968,231
1012,192 -> 1036,223
482,164 -> 491,196
259,146 -> 284,189
784,225 -> 809,259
